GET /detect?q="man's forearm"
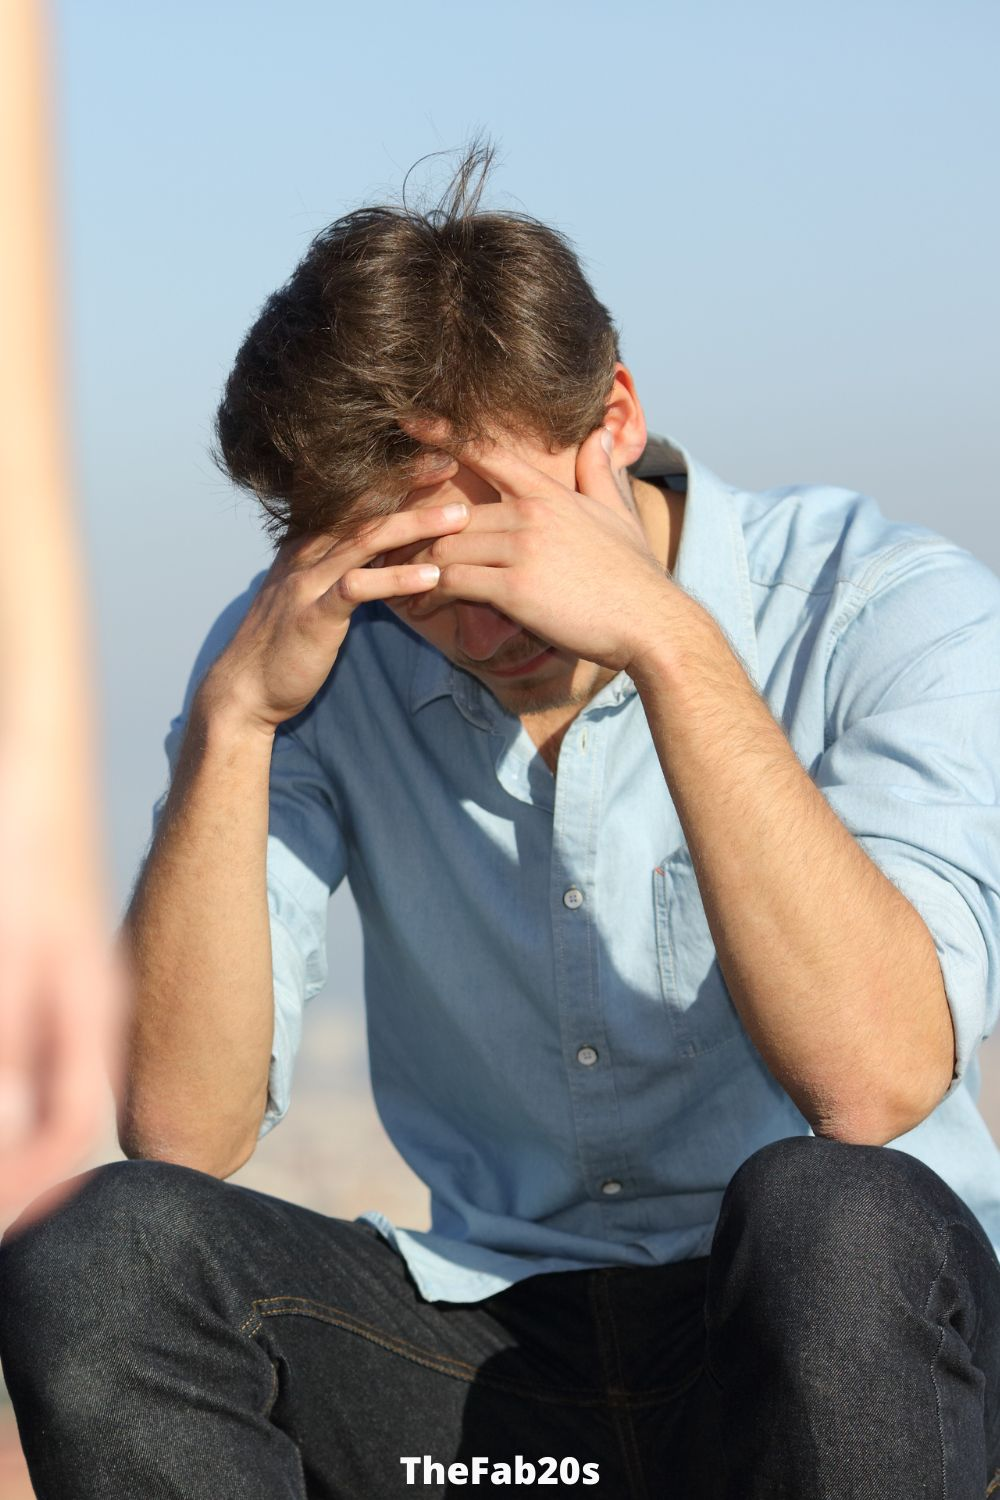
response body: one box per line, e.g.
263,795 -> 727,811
119,683 -> 277,1177
628,591 -> 956,1145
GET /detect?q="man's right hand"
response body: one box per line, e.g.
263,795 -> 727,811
199,457 -> 468,734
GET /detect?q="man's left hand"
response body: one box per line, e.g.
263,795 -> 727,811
386,420 -> 681,674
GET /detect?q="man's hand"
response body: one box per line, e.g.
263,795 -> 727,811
385,422 -> 678,674
200,455 -> 470,733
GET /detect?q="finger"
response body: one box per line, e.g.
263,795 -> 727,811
379,526 -> 518,574
379,498 -> 528,569
325,561 -> 442,608
274,455 -> 461,575
405,562 -> 511,618
376,536 -> 427,570
327,501 -> 470,576
574,425 -> 636,518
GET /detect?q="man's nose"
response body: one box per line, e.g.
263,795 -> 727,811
454,602 -> 523,661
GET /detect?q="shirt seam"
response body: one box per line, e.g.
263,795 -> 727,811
747,536 -> 961,602
819,538 -> 976,734
273,724 -> 350,831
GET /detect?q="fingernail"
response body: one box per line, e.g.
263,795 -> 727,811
417,565 -> 440,583
600,428 -> 614,456
442,503 -> 468,521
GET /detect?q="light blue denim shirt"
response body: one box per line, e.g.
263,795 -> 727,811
153,434 -> 1000,1303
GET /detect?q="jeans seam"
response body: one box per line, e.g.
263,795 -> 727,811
922,1216 -> 1000,1500
245,1294 -> 605,1407
588,1275 -> 651,1500
918,1211 -> 994,1500
130,1220 -> 300,1470
261,1357 -> 279,1421
243,1293 -> 699,1411
925,1242 -> 950,1500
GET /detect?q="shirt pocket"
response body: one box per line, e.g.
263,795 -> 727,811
653,845 -> 743,1057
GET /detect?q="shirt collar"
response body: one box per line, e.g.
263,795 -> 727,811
641,434 -> 762,691
408,431 -> 761,715
408,635 -> 463,715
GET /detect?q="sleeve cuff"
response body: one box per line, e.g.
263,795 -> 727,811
855,836 -> 991,1102
258,911 -> 310,1139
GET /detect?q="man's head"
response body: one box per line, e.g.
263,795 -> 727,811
214,139 -> 627,534
213,138 -> 655,714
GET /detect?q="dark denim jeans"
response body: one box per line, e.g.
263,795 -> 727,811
2,1135 -> 1000,1498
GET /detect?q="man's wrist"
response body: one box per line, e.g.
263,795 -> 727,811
191,670 -> 279,750
623,582 -> 719,690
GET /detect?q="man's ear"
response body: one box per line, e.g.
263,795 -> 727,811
601,362 -> 648,470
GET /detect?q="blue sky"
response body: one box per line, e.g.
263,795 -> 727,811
50,0 -> 999,955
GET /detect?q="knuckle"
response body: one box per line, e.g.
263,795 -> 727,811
355,515 -> 383,547
401,508 -> 431,538
285,571 -> 314,605
277,533 -> 313,566
337,571 -> 355,602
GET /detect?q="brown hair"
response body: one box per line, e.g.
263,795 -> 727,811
212,137 -> 622,545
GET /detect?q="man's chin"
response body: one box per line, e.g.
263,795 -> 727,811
485,659 -> 613,716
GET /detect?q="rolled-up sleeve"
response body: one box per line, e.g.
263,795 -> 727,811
149,574 -> 348,1139
259,730 -> 347,1135
815,541 -> 1000,1103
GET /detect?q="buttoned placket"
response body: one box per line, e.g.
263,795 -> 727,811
547,685 -> 637,1206
448,667 -> 640,1206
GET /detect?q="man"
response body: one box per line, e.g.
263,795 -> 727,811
2,142 -> 1000,1497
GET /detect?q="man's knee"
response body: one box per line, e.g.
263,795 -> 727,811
711,1134 -> 962,1282
0,1157 -> 226,1336
0,1157 -> 238,1425
702,1134 -> 1000,1438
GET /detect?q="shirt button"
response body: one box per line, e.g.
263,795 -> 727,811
576,1045 -> 598,1066
600,1179 -> 623,1196
563,887 -> 584,909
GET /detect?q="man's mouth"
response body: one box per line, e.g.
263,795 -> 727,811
483,645 -> 557,678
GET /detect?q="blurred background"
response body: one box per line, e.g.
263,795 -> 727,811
1,0 -> 998,1491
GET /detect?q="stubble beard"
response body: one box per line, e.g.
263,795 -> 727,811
486,656 -> 616,717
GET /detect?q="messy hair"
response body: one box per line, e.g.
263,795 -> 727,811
212,136 -> 621,545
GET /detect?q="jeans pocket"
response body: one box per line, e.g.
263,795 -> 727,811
653,847 -> 742,1058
